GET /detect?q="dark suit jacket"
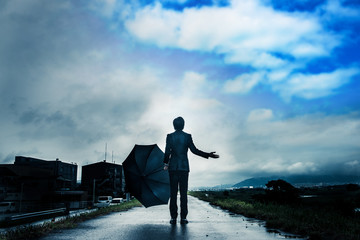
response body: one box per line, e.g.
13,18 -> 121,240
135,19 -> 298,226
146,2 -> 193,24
164,130 -> 209,172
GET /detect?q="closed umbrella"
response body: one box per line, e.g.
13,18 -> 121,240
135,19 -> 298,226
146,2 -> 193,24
122,144 -> 170,208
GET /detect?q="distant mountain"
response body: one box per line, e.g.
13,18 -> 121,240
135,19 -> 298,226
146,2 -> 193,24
233,175 -> 360,188
192,183 -> 234,191
208,183 -> 234,190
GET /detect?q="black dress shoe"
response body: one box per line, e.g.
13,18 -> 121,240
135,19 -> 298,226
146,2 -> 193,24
170,219 -> 177,224
180,219 -> 188,224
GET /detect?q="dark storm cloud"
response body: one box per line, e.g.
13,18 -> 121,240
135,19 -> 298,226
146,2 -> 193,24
0,0 -> 111,106
17,108 -> 77,135
13,94 -> 150,148
18,109 -> 76,128
0,0 -> 154,160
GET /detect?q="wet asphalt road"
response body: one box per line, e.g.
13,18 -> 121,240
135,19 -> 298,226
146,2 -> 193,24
40,196 -> 304,240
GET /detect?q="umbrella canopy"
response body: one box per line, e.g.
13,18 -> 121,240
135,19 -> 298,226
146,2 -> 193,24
122,144 -> 170,208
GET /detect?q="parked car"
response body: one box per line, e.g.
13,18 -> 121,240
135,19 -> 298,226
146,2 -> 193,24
111,198 -> 124,204
0,202 -> 16,213
95,196 -> 112,208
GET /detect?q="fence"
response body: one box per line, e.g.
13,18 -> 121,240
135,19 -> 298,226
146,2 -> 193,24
4,208 -> 67,226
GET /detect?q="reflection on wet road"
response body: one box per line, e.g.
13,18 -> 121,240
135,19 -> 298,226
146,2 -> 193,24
40,196 -> 305,240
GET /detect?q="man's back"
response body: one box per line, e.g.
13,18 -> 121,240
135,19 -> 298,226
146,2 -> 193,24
164,130 -> 209,172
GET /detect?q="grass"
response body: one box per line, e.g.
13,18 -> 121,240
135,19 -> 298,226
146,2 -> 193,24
0,200 -> 142,240
190,188 -> 360,240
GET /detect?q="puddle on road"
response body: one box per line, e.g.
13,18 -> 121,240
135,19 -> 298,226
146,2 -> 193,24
210,204 -> 306,239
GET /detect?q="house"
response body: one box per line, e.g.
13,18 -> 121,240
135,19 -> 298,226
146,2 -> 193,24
81,160 -> 123,199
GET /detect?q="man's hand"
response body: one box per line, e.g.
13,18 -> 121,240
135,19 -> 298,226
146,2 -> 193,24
164,164 -> 169,171
209,151 -> 219,158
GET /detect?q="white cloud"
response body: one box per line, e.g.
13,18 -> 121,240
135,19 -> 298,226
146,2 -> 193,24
182,71 -> 207,93
247,109 -> 274,122
223,72 -> 264,94
233,110 -> 360,178
124,3 -> 181,47
124,0 -> 337,68
224,50 -> 287,69
319,0 -> 360,20
267,68 -> 292,83
276,67 -> 360,100
287,162 -> 316,174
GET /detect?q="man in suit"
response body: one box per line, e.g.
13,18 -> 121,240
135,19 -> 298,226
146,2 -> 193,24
164,116 -> 219,224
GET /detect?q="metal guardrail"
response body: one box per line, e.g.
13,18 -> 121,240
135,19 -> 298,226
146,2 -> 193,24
7,208 -> 67,221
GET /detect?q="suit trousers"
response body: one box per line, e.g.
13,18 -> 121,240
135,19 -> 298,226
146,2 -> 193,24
169,171 -> 189,219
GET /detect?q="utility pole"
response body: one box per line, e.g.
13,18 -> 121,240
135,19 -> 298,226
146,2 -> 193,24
105,143 -> 107,161
93,179 -> 96,206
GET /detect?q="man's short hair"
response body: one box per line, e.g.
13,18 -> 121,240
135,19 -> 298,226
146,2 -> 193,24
173,117 -> 185,130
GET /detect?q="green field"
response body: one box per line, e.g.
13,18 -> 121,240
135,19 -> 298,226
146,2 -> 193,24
190,184 -> 360,240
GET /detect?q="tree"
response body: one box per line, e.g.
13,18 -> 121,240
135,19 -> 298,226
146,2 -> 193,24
265,179 -> 299,204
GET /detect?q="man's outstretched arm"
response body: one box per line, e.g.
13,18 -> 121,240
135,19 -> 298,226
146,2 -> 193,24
188,135 -> 219,159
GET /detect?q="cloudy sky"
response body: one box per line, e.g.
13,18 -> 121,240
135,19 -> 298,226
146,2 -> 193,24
1,0 -> 359,187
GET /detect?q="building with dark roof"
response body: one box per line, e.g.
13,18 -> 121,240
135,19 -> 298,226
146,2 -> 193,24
0,156 -> 82,212
81,160 -> 123,198
15,156 -> 77,189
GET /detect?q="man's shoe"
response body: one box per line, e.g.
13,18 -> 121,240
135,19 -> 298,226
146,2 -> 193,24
180,219 -> 188,224
170,219 -> 177,224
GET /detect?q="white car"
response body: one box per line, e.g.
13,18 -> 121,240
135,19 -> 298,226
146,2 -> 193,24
111,198 -> 124,204
0,202 -> 16,213
95,196 -> 112,208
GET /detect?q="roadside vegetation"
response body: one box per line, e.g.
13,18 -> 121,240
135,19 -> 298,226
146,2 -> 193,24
0,199 -> 142,240
190,182 -> 360,240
